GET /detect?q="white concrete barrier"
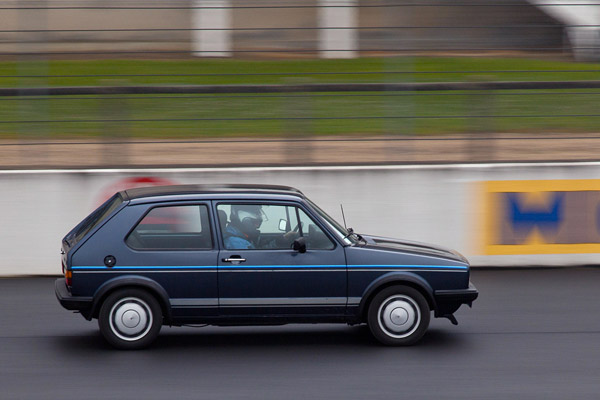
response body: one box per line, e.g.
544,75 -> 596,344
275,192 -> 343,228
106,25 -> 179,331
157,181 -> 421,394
2,162 -> 600,276
528,0 -> 600,61
192,0 -> 232,57
318,0 -> 358,59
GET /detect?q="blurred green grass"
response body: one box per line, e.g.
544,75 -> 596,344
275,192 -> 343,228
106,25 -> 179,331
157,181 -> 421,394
1,57 -> 599,138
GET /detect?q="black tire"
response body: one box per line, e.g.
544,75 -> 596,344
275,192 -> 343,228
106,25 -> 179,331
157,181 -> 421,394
367,285 -> 430,346
98,288 -> 162,350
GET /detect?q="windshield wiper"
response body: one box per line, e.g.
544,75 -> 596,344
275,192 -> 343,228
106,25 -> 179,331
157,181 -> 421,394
344,227 -> 367,244
343,227 -> 355,240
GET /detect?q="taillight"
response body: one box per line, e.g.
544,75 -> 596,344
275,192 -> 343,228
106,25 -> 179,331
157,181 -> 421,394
65,269 -> 72,287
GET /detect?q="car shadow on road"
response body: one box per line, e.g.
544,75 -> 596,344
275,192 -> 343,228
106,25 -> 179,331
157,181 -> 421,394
55,325 -> 466,352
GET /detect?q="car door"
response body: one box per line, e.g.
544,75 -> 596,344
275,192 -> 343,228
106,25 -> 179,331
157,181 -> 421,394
215,201 -> 347,318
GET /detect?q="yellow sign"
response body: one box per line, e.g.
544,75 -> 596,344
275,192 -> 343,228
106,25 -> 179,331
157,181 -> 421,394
480,180 -> 600,255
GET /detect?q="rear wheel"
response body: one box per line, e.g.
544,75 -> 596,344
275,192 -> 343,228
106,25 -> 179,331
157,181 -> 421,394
98,288 -> 162,350
367,285 -> 430,346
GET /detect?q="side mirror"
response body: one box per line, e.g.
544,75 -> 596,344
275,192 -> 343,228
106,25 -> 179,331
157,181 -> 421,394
278,219 -> 287,232
292,237 -> 306,253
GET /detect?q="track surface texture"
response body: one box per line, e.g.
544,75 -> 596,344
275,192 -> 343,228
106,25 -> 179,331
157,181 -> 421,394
1,268 -> 599,400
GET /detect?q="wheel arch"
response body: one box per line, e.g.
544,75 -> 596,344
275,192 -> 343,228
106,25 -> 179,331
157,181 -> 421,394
89,275 -> 172,323
358,272 -> 437,321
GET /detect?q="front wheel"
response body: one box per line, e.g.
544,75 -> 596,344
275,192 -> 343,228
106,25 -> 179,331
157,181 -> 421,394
367,285 -> 430,346
98,288 -> 162,350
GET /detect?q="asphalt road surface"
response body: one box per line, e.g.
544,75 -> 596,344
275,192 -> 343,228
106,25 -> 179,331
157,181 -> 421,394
2,268 -> 600,400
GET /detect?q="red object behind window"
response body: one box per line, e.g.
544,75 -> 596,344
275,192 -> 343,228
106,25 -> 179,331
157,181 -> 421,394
95,176 -> 177,208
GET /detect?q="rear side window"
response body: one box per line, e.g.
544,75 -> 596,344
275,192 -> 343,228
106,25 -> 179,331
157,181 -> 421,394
65,193 -> 123,247
126,205 -> 213,250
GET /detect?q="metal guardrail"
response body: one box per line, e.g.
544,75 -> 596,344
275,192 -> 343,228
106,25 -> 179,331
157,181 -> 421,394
1,81 -> 600,96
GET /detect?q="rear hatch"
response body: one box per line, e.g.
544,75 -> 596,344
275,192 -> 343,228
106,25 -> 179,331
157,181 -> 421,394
62,193 -> 124,252
61,193 -> 124,286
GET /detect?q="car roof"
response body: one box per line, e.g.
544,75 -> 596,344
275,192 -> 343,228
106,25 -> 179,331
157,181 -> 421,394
120,184 -> 305,201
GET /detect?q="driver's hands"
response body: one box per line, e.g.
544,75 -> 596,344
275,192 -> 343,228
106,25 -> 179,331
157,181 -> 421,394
275,230 -> 299,247
283,230 -> 299,241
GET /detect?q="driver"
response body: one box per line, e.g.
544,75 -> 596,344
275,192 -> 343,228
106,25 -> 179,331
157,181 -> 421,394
224,205 -> 300,250
224,205 -> 264,249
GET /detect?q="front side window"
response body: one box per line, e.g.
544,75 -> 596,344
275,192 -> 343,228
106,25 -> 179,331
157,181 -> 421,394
126,205 -> 212,250
305,198 -> 357,245
298,209 -> 335,250
217,203 -> 334,250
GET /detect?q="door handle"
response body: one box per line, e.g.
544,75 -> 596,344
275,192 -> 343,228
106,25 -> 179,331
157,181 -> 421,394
222,256 -> 247,263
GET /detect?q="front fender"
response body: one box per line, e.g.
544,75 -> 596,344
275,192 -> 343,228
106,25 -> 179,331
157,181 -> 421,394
89,275 -> 172,323
358,272 -> 437,317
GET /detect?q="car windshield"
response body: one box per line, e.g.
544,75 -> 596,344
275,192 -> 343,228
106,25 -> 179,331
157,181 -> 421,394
64,193 -> 124,247
306,199 -> 358,245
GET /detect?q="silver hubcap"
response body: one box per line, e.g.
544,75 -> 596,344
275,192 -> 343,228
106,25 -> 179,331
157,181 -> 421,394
378,295 -> 420,339
109,297 -> 153,342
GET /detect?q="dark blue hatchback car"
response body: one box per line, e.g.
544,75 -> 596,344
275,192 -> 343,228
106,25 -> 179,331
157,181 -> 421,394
56,184 -> 478,349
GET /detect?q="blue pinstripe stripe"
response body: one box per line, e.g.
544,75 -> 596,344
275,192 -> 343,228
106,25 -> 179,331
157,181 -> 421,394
72,264 -> 467,271
72,265 -> 214,270
219,264 -> 345,269
351,264 -> 468,270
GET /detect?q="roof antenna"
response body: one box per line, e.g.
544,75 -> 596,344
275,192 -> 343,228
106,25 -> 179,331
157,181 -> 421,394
340,204 -> 347,230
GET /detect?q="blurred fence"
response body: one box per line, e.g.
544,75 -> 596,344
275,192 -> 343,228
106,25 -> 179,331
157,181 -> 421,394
0,1 -> 599,168
2,80 -> 600,167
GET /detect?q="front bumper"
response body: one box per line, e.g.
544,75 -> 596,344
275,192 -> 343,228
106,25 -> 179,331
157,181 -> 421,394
433,282 -> 479,317
55,278 -> 92,312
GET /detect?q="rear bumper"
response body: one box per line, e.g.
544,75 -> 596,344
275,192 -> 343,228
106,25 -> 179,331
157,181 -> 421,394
55,278 -> 92,312
433,282 -> 479,317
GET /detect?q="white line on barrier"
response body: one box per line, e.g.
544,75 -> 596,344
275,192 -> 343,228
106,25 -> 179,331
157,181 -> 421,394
2,161 -> 600,175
